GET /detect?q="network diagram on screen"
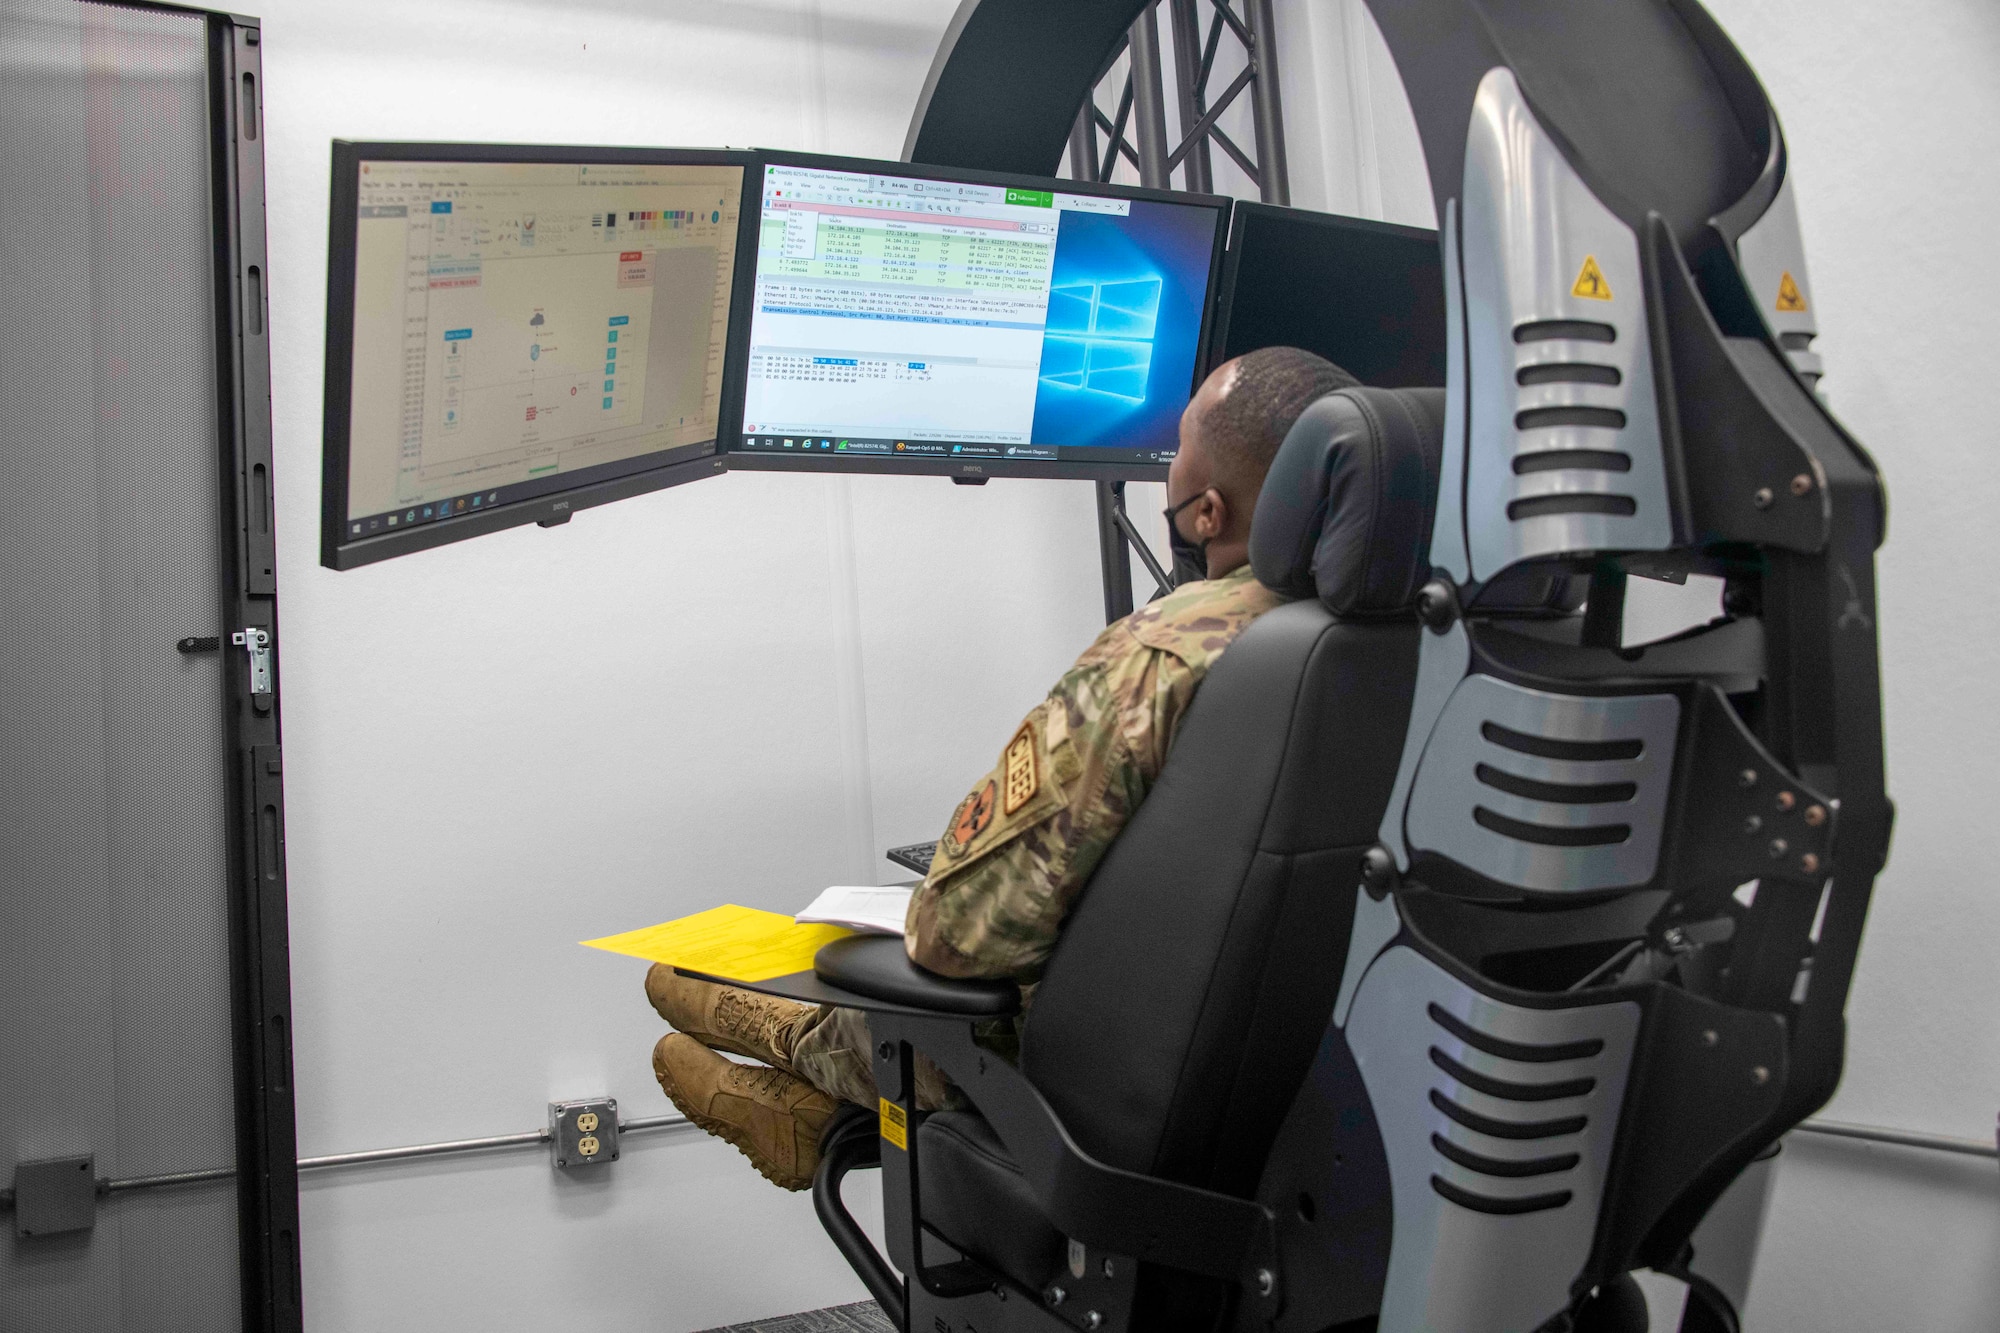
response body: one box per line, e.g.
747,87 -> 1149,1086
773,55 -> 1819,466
737,163 -> 1215,467
342,160 -> 741,536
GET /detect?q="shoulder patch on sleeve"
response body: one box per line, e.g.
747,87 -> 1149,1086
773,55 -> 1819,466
942,780 -> 996,861
1002,723 -> 1039,815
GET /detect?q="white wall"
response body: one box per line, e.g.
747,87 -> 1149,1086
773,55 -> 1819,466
1272,0 -> 1435,229
1329,0 -> 2000,1327
262,0 -> 1997,1328
259,2 -> 1139,1328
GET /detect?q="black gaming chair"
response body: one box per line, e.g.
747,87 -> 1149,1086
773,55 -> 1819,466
896,386 -> 1449,1332
875,3 -> 1888,1330
700,386 -> 1459,1333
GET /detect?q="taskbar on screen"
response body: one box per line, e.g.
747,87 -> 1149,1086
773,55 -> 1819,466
341,439 -> 715,543
735,434 -> 1174,467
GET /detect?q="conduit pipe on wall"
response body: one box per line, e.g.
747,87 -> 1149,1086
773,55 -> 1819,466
6,1112 -> 1994,1214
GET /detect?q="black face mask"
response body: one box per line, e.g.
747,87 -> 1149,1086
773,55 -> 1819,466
1164,492 -> 1209,586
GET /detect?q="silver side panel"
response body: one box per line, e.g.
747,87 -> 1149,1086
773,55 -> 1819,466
1346,946 -> 1641,1333
1333,886 -> 1402,1028
1684,1147 -> 1781,1317
1460,66 -> 1673,579
1430,197 -> 1471,582
1377,623 -> 1471,870
1405,675 -> 1680,895
1735,171 -> 1824,382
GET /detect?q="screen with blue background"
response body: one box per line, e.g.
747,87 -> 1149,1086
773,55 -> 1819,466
1029,199 -> 1218,454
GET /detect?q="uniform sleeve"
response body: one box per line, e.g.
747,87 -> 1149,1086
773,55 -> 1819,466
904,643 -> 1199,982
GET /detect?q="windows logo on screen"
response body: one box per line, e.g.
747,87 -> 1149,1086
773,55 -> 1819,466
1040,275 -> 1163,403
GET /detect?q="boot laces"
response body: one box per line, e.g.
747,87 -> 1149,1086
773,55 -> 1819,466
716,988 -> 783,1044
738,1065 -> 798,1101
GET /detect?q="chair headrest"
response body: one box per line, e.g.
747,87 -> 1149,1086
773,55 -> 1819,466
1250,387 -> 1444,616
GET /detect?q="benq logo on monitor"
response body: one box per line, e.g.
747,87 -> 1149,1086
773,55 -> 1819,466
1038,275 -> 1163,403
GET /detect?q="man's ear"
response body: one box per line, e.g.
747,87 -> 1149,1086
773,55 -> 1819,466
1196,487 -> 1230,541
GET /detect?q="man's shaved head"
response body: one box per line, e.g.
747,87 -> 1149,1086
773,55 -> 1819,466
1167,347 -> 1359,579
1192,346 -> 1360,496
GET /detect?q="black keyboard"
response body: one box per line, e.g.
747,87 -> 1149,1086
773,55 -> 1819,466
886,841 -> 937,875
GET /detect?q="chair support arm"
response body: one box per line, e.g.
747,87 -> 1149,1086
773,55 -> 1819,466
813,1107 -> 907,1325
870,1009 -> 1281,1296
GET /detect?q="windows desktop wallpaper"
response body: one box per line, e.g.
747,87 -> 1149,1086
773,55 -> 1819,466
1030,199 -> 1219,455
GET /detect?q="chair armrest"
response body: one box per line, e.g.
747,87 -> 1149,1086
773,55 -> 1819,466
671,936 -> 1017,1018
815,936 -> 1018,1017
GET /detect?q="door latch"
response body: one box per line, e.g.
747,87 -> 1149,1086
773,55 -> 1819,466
231,627 -> 272,697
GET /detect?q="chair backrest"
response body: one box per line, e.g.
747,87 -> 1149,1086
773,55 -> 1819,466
1018,386 -> 1444,1198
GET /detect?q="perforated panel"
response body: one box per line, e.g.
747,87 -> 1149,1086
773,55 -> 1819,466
1345,945 -> 1641,1333
0,1 -> 243,1328
1458,67 -> 1675,579
1405,674 -> 1680,896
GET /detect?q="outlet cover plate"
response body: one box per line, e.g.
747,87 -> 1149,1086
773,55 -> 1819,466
549,1098 -> 619,1170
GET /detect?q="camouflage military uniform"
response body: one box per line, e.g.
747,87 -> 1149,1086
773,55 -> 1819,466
784,564 -> 1287,1109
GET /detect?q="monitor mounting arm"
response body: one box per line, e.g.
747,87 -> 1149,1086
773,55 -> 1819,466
1096,480 -> 1173,622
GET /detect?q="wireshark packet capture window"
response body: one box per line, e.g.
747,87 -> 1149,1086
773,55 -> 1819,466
321,144 -> 756,568
727,154 -> 1229,481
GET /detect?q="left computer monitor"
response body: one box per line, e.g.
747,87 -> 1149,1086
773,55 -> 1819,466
724,153 -> 1231,482
321,143 -> 757,570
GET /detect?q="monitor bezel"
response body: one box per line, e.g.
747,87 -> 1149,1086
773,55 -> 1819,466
1202,201 -> 1443,383
721,149 -> 1232,485
320,140 -> 761,571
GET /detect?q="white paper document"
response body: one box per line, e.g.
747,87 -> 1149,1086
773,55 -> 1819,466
795,885 -> 914,937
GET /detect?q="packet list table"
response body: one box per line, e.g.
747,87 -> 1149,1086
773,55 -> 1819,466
759,219 -> 1053,293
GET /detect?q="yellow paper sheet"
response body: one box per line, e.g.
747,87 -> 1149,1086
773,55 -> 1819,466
581,904 -> 853,983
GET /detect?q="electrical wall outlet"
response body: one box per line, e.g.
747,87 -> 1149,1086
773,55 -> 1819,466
549,1098 -> 619,1171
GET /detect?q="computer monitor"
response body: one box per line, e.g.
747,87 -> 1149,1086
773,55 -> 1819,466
725,153 -> 1230,482
321,143 -> 758,569
1206,203 -> 1446,389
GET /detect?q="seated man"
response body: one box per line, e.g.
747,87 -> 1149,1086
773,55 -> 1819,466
647,346 -> 1359,1189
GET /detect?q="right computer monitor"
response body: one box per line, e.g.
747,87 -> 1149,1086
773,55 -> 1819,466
1207,203 -> 1446,389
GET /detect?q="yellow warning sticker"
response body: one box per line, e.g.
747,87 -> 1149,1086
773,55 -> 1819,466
1775,270 -> 1808,313
1572,255 -> 1613,301
1002,722 -> 1040,815
879,1098 -> 908,1150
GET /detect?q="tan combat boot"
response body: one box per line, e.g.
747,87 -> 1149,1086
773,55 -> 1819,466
652,1033 -> 837,1191
645,965 -> 810,1069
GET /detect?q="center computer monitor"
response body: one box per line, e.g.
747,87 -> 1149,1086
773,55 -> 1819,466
321,143 -> 758,569
725,153 -> 1230,482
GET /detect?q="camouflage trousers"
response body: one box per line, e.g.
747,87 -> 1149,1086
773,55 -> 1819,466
769,1000 -> 958,1111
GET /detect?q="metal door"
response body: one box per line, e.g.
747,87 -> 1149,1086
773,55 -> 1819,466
0,2 -> 298,1328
